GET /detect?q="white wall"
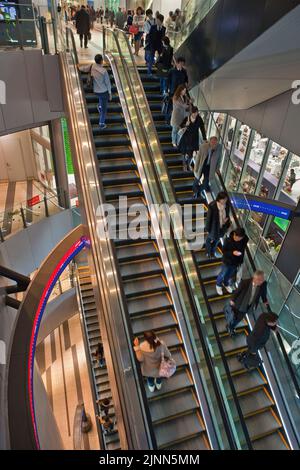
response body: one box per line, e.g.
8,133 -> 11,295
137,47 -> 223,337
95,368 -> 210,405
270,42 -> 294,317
150,0 -> 181,18
0,130 -> 38,182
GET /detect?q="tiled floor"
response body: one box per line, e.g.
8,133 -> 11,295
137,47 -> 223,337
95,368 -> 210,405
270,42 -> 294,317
36,313 -> 100,450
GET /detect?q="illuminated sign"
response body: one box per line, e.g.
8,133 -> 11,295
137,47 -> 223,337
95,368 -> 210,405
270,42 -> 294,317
230,195 -> 292,220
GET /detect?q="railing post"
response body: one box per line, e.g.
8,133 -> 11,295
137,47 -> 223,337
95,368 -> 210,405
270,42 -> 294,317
39,16 -> 50,54
0,228 -> 4,243
20,207 -> 27,229
44,196 -> 49,217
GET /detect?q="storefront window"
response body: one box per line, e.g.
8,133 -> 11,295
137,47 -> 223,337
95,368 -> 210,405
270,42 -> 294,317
224,116 -> 237,152
258,216 -> 289,262
209,112 -> 226,138
280,153 -> 300,206
31,126 -> 56,189
257,142 -> 288,200
240,132 -> 268,195
228,123 -> 251,190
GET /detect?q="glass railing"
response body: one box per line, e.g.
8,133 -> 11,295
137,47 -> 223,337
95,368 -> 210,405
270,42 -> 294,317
0,187 -> 67,242
104,26 -> 253,450
172,0 -> 218,50
0,2 -> 58,53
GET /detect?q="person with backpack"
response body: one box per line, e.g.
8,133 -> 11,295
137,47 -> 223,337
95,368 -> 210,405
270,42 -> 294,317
79,54 -> 112,129
92,342 -> 105,367
170,84 -> 190,147
156,36 -> 173,95
75,5 -> 91,49
96,397 -> 111,416
144,13 -> 166,76
225,270 -> 269,336
178,106 -> 207,172
133,331 -> 172,393
205,191 -> 230,259
216,228 -> 249,295
238,312 -> 278,369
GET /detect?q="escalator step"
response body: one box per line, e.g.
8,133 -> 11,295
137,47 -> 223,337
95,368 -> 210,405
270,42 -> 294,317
97,148 -> 133,159
131,309 -> 177,335
99,158 -> 137,172
104,184 -> 143,199
127,292 -> 172,316
221,332 -> 247,354
155,412 -> 204,449
233,369 -> 266,395
146,368 -> 192,399
124,274 -> 167,298
252,431 -> 289,450
101,171 -> 139,185
150,388 -> 199,423
239,388 -> 273,417
116,242 -> 158,262
245,409 -> 282,441
94,135 -> 130,147
120,257 -> 162,280
167,433 -> 209,451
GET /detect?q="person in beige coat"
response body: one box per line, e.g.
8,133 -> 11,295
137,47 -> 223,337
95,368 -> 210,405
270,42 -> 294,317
193,136 -> 222,198
134,331 -> 171,393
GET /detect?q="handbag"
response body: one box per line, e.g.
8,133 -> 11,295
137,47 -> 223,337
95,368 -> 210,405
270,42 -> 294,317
177,126 -> 187,146
159,350 -> 176,378
129,25 -> 139,35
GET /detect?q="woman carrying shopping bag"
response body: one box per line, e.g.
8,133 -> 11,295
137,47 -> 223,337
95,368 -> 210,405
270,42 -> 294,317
134,331 -> 175,393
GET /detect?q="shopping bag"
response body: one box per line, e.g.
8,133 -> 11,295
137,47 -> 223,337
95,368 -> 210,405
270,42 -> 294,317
86,64 -> 93,90
159,351 -> 176,378
129,25 -> 139,35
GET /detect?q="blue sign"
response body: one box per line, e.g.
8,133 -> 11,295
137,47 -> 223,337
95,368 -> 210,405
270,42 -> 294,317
231,195 -> 292,220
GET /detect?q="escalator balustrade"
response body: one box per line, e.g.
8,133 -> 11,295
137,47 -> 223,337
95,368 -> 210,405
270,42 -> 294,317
139,67 -> 290,450
81,67 -> 210,450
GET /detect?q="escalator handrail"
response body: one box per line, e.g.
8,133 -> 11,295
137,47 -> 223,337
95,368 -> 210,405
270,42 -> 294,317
104,26 -> 254,450
217,170 -> 300,401
62,26 -> 157,450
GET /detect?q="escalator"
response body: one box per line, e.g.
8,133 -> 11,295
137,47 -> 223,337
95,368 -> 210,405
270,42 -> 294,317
139,67 -> 290,450
81,68 -> 210,450
76,261 -> 121,450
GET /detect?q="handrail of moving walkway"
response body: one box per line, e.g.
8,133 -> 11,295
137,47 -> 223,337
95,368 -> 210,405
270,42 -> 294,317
217,170 -> 300,402
103,26 -> 253,449
60,26 -> 156,449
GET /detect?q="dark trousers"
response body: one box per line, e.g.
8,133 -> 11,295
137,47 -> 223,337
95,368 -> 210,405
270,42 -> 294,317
96,91 -> 109,125
145,49 -> 155,74
79,33 -> 88,47
205,234 -> 220,256
201,163 -> 210,192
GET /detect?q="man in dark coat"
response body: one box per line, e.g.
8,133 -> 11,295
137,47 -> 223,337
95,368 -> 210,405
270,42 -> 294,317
145,13 -> 166,75
205,191 -> 230,258
226,270 -> 269,335
216,228 -> 249,295
75,5 -> 90,48
238,312 -> 278,369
